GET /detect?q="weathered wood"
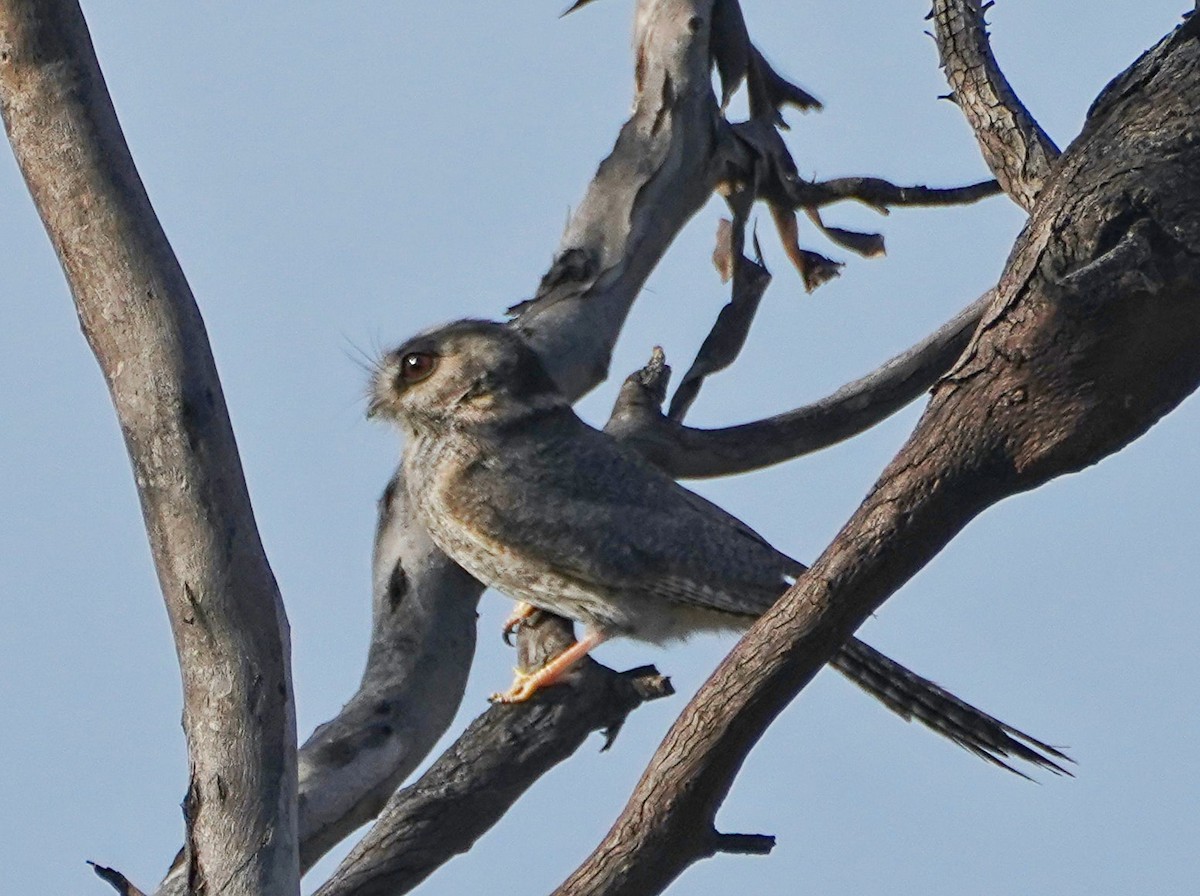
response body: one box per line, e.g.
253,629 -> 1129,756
312,615 -> 672,896
0,3 -> 298,894
605,290 -> 993,477
555,17 -> 1200,896
930,0 -> 1061,210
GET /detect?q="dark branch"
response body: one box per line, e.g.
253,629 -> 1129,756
711,833 -> 775,856
312,614 -> 672,896
605,290 -> 992,479
791,175 -> 1001,213
927,0 -> 1060,210
556,21 -> 1200,894
669,222 -> 772,420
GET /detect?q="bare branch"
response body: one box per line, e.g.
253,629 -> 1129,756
294,480 -> 482,872
311,614 -> 672,896
557,21 -> 1200,894
791,174 -> 1001,212
928,0 -> 1060,210
605,290 -> 992,478
0,4 -> 298,894
718,117 -> 1001,282
512,0 -> 726,396
669,223 -> 772,420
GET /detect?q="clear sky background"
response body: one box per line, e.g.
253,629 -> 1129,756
2,2 -> 1197,895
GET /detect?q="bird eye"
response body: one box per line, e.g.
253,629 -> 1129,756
399,352 -> 437,383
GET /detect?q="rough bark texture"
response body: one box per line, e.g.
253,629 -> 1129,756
930,0 -> 1061,210
555,17 -> 1200,896
311,615 -> 672,896
0,3 -> 299,895
7,1 -> 1114,893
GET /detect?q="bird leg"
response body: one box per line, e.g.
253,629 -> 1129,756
490,630 -> 608,704
501,601 -> 539,645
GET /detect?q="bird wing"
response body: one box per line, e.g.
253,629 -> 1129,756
452,411 -> 799,616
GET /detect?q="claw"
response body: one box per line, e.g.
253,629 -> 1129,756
501,601 -> 538,645
487,630 -> 608,706
489,667 -> 537,704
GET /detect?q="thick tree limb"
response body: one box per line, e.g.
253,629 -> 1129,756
555,19 -> 1200,895
929,0 -> 1060,210
0,3 -> 299,896
312,614 -> 672,896
605,290 -> 992,478
294,479 -> 483,871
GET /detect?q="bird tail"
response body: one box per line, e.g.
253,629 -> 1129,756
831,638 -> 1073,778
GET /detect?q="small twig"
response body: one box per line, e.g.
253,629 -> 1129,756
711,833 -> 776,856
668,223 -> 771,420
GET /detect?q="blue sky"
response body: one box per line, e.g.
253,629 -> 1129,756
2,3 -> 1197,894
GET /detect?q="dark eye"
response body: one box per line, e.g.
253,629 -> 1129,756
399,352 -> 437,383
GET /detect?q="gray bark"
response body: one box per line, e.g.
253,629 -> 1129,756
0,3 -> 298,895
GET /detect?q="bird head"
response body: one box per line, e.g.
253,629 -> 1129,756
368,319 -> 566,431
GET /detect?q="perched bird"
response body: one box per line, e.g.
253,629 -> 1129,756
370,319 -> 1069,775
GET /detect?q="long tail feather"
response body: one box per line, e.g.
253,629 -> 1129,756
833,638 -> 1074,779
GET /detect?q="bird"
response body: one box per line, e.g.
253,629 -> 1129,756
369,318 -> 1070,776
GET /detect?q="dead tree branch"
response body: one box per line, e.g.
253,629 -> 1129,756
0,3 -> 298,895
556,18 -> 1200,895
605,290 -> 992,478
312,614 -> 672,896
929,0 -> 1060,210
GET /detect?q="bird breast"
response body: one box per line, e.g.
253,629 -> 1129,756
402,431 -> 630,633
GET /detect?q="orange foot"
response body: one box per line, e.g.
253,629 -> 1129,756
489,630 -> 607,704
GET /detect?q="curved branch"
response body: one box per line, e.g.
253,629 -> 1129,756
557,18 -> 1200,895
512,0 -> 724,396
294,480 -> 482,871
929,0 -> 1060,211
0,3 -> 297,895
604,290 -> 992,478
